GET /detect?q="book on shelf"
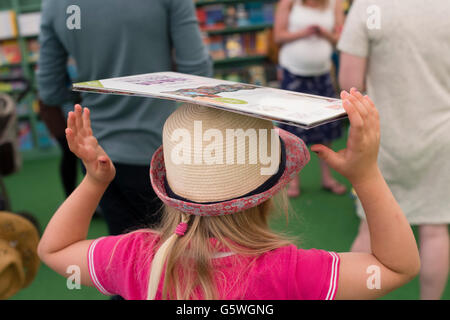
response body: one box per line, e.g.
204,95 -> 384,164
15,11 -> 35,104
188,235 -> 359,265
0,11 -> 17,40
225,34 -> 244,57
0,65 -> 23,78
235,4 -> 250,26
0,40 -> 22,65
224,5 -> 237,27
248,65 -> 267,86
197,2 -> 275,30
262,3 -> 275,23
215,65 -> 271,86
255,30 -> 269,55
205,31 -> 269,60
17,12 -> 41,37
0,80 -> 27,93
206,35 -> 226,60
18,120 -> 33,151
200,4 -> 225,30
72,72 -> 347,129
27,38 -> 40,63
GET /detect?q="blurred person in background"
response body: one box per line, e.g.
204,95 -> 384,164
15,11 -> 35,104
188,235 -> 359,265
338,0 -> 450,299
37,0 -> 213,236
274,0 -> 347,197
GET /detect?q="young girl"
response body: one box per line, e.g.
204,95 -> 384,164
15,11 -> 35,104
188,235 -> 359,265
37,89 -> 420,300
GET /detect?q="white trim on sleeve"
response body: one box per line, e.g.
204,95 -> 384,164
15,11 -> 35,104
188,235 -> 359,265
325,252 -> 340,300
88,237 -> 114,296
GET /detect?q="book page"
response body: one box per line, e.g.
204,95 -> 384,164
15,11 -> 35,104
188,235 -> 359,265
73,72 -> 346,128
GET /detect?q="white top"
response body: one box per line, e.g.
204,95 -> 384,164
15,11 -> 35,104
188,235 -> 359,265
338,0 -> 450,224
279,0 -> 336,76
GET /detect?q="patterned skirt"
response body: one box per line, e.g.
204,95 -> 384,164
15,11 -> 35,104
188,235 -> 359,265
277,68 -> 343,145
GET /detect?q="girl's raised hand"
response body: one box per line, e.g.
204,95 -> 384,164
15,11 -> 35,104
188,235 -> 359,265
65,105 -> 116,186
311,88 -> 380,187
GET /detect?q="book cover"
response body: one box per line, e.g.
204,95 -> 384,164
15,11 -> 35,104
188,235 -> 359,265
225,34 -> 244,58
72,72 -> 347,129
17,12 -> 41,37
18,121 -> 33,151
27,38 -> 40,63
255,30 -> 269,55
1,41 -> 22,64
207,35 -> 226,60
0,11 -> 17,40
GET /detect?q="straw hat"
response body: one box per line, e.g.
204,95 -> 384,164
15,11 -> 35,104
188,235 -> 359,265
0,211 -> 40,300
150,103 -> 310,216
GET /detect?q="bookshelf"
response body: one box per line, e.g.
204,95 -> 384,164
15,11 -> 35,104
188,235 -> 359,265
214,54 -> 266,67
195,0 -> 276,7
0,0 -> 57,158
204,23 -> 273,36
195,0 -> 279,87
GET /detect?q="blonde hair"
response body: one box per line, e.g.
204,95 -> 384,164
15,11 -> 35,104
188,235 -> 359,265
147,190 -> 295,300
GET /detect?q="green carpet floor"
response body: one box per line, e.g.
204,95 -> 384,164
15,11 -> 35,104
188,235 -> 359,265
3,135 -> 449,300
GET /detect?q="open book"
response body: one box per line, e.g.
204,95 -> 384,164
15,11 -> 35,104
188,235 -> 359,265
72,72 -> 347,129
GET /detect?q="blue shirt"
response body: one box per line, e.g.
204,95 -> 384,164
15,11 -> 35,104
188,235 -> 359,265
37,0 -> 213,165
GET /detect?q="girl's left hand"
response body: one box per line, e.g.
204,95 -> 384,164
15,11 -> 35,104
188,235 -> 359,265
311,88 -> 380,187
66,104 -> 116,186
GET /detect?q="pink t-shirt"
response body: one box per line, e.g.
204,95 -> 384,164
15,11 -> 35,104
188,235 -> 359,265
87,231 -> 340,300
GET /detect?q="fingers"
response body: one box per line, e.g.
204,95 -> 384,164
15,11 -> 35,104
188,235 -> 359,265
362,95 -> 380,135
352,89 -> 379,135
67,110 -> 76,133
74,104 -> 83,133
341,91 -> 364,130
350,88 -> 369,118
67,104 -> 92,136
310,144 -> 343,171
66,105 -> 94,157
341,89 -> 379,130
65,127 -> 76,153
82,107 -> 93,136
65,126 -> 88,160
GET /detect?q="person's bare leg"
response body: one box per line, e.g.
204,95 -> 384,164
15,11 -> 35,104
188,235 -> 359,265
320,143 -> 347,195
419,224 -> 449,300
351,219 -> 371,253
287,174 -> 300,197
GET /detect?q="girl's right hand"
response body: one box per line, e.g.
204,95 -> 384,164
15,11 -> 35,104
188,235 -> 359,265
310,88 -> 380,187
66,104 -> 116,187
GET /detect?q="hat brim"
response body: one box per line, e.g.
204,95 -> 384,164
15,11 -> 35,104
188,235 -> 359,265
150,128 -> 310,216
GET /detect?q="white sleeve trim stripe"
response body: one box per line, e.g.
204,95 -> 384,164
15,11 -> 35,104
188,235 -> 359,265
325,252 -> 340,300
88,238 -> 114,296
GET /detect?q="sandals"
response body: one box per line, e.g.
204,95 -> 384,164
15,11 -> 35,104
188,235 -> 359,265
287,177 -> 347,197
322,180 -> 347,195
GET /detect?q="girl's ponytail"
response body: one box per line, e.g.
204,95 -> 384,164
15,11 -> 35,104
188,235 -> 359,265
147,213 -> 190,300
